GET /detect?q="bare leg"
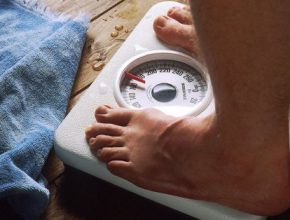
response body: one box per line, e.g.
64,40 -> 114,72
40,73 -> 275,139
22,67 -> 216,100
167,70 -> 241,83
86,0 -> 290,215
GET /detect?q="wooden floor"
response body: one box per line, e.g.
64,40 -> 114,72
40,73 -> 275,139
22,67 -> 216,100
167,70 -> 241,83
3,0 -> 290,219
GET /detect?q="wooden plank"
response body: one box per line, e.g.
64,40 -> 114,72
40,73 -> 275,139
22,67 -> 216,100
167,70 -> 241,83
42,150 -> 64,183
43,0 -> 187,98
42,0 -> 124,18
71,0 -> 186,96
71,0 -> 165,96
67,90 -> 85,112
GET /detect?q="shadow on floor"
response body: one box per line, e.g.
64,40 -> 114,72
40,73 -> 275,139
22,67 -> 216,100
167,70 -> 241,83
2,166 -> 290,220
52,166 -> 195,220
51,166 -> 290,220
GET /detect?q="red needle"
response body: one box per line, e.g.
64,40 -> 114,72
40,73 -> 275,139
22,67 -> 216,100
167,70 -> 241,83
125,71 -> 146,84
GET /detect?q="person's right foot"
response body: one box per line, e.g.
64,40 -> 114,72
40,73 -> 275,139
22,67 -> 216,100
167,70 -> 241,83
153,6 -> 199,55
86,103 -> 290,216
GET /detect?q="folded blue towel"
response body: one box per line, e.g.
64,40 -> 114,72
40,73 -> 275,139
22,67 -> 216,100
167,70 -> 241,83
0,0 -> 88,219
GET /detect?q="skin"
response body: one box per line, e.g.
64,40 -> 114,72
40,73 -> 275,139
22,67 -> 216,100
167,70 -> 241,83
153,6 -> 199,54
86,1 -> 290,215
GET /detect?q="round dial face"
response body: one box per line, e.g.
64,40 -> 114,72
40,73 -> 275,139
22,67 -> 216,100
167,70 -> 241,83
114,51 -> 212,117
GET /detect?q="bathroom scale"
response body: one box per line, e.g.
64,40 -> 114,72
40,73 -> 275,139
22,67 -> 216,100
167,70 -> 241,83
54,1 -> 266,220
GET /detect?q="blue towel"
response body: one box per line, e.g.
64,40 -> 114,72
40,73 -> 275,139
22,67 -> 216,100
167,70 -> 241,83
0,0 -> 88,219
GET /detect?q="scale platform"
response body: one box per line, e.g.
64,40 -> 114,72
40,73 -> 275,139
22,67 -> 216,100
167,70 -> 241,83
54,2 -> 266,220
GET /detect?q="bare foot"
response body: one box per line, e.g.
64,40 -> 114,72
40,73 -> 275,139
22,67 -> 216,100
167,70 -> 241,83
84,3 -> 290,216
153,6 -> 199,55
85,105 -> 215,197
85,105 -> 290,216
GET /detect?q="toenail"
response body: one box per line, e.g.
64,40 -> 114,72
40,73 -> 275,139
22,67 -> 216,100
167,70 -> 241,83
168,9 -> 174,15
96,105 -> 109,114
85,125 -> 92,133
100,105 -> 109,112
155,16 -> 169,28
89,138 -> 95,145
162,15 -> 169,20
104,104 -> 112,109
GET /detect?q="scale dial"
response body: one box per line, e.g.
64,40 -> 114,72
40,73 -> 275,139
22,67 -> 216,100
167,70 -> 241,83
114,50 -> 212,117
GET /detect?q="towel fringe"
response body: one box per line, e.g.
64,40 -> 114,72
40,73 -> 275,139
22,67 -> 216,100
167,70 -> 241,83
13,0 -> 89,25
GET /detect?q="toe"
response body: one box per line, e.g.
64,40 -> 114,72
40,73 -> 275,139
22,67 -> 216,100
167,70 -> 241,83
97,147 -> 129,163
94,105 -> 113,115
153,15 -> 169,30
95,105 -> 134,126
167,6 -> 193,25
107,160 -> 134,180
89,135 -> 124,151
153,16 -> 198,54
85,122 -> 124,140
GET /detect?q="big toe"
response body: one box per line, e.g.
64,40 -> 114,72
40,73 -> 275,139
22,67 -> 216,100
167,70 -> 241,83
153,15 -> 197,54
94,105 -> 135,126
167,6 -> 193,25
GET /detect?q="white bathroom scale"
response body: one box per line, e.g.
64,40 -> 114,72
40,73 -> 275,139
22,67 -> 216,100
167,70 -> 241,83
54,2 -> 266,220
